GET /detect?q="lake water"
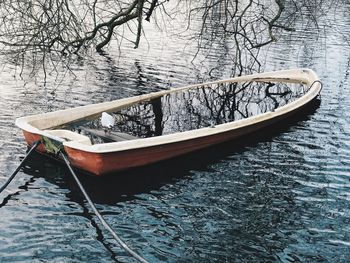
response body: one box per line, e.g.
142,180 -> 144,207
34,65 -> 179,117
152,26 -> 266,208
0,1 -> 350,262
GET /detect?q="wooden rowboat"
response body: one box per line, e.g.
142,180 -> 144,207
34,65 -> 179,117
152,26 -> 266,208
15,68 -> 322,176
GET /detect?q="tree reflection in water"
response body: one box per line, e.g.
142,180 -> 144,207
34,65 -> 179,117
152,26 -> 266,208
69,81 -> 307,142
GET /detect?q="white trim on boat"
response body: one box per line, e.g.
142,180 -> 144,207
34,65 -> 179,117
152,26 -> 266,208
16,68 -> 321,154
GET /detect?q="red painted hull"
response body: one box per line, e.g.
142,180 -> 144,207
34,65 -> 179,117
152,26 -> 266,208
17,69 -> 322,176
22,97 -> 318,176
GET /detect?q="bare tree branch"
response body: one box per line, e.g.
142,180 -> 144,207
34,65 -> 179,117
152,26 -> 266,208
0,0 -> 321,79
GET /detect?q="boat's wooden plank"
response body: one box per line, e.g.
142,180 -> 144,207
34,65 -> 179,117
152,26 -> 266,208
79,127 -> 138,142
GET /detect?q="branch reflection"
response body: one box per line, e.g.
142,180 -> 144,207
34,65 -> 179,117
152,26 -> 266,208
70,81 -> 307,142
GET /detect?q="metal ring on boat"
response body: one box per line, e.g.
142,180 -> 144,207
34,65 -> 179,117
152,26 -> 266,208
309,80 -> 323,95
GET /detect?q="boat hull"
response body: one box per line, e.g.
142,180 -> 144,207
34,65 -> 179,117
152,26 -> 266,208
22,97 -> 319,175
17,69 -> 322,176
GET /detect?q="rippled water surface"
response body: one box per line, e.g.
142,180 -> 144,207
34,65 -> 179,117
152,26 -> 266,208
1,2 -> 350,262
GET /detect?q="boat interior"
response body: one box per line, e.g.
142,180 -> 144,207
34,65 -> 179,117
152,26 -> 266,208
56,81 -> 308,145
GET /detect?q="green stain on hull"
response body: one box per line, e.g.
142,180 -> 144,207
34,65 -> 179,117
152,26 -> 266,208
41,136 -> 65,155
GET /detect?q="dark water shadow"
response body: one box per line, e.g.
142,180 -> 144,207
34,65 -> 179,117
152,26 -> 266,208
20,98 -> 321,206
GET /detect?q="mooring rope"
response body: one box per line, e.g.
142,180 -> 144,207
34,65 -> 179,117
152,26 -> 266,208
0,140 -> 41,195
59,152 -> 149,263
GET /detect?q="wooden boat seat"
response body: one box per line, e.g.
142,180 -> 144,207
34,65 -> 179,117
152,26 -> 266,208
79,127 -> 138,142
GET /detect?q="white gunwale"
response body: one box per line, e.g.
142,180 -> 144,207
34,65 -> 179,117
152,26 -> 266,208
15,68 -> 321,154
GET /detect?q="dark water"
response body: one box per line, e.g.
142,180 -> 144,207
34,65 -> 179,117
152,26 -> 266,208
68,82 -> 306,141
1,1 -> 350,262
